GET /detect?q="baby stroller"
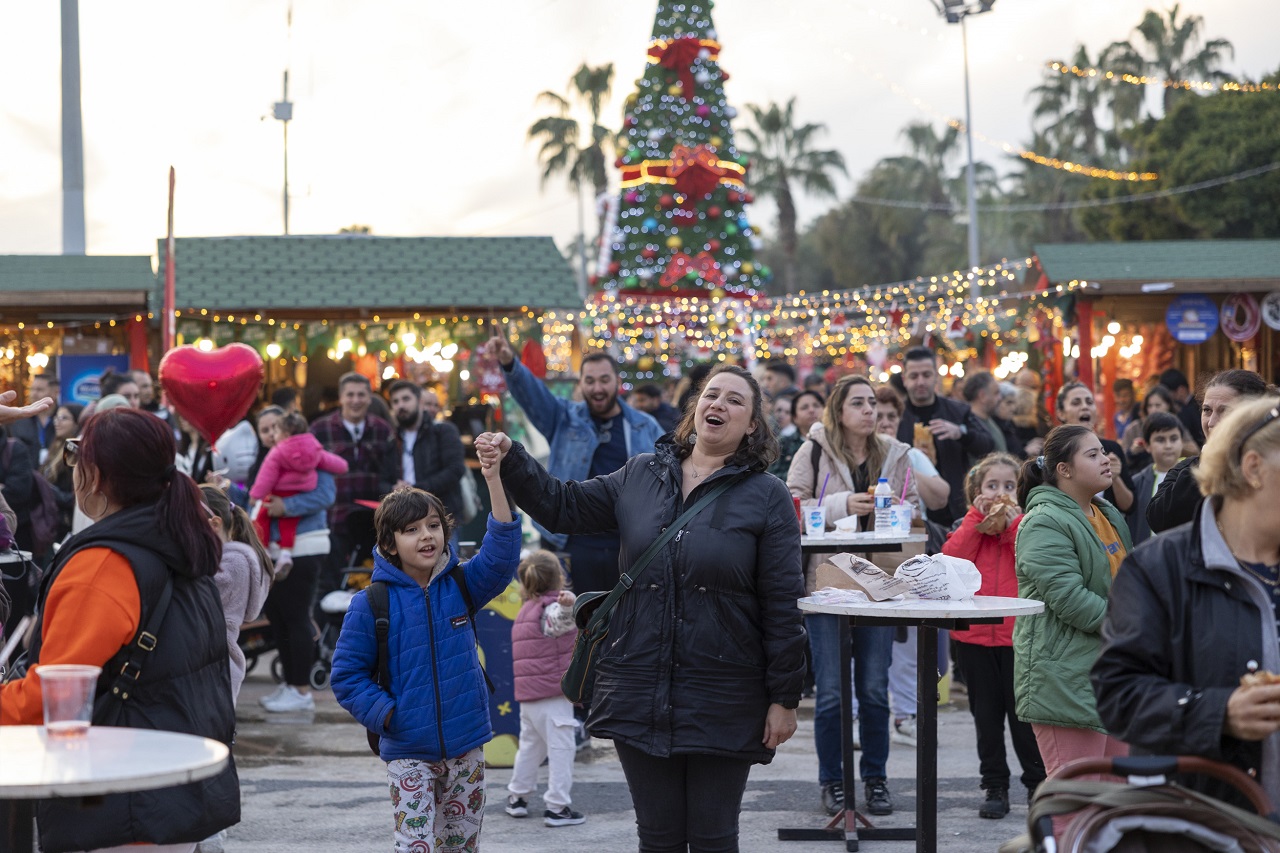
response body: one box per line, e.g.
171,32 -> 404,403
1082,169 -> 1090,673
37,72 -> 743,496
1009,755 -> 1280,853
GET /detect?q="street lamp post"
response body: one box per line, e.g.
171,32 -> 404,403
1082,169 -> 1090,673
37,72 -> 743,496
931,0 -> 995,272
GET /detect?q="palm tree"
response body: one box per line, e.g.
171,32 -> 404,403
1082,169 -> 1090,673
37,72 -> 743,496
1102,4 -> 1234,116
527,63 -> 616,249
1030,45 -> 1110,160
739,98 -> 847,293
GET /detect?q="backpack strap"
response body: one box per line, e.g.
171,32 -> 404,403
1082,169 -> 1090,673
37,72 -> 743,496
447,564 -> 496,694
366,581 -> 392,691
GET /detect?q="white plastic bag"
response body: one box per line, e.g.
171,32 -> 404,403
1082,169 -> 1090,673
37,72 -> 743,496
893,554 -> 983,600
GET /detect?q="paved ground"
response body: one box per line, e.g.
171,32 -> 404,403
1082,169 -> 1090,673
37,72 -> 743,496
227,659 -> 1036,852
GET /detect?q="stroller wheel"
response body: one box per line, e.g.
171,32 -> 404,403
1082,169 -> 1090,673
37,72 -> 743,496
244,653 -> 258,675
270,655 -> 284,684
309,661 -> 330,691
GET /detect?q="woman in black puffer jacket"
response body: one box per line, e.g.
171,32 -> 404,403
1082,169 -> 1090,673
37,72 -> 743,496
483,364 -> 806,853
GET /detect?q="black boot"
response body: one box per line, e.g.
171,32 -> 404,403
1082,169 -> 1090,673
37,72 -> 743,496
979,787 -> 1010,819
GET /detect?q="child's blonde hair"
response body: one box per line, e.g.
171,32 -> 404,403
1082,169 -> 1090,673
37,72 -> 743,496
964,452 -> 1023,507
517,551 -> 566,600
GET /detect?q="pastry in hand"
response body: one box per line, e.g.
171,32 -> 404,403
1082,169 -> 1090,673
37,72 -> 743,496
975,494 -> 1018,535
913,422 -> 937,463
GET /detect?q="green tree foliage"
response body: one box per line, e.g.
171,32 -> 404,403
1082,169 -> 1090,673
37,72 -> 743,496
1080,70 -> 1280,240
527,63 -> 617,243
739,98 -> 846,294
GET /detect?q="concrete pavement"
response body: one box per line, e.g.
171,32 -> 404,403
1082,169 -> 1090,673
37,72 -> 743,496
227,659 -> 1035,852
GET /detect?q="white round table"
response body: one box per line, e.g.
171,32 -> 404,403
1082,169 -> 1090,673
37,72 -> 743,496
780,595 -> 1044,853
0,726 -> 229,853
0,726 -> 228,798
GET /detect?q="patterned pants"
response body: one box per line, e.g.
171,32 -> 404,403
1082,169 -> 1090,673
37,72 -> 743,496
387,748 -> 486,853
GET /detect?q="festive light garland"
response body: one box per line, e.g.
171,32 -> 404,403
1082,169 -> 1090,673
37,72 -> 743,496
1048,61 -> 1277,93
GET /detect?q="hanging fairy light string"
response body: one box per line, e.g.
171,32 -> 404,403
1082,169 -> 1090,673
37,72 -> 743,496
1047,61 -> 1277,94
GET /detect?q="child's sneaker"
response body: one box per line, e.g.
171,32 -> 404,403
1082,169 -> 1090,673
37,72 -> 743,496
543,805 -> 586,827
504,796 -> 529,818
892,715 -> 918,747
276,548 -> 294,575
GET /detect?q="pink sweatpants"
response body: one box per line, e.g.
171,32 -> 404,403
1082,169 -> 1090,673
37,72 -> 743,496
1032,723 -> 1128,781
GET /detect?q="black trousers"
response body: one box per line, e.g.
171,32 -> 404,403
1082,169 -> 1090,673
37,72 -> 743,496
264,553 -> 321,688
952,642 -> 1045,792
562,535 -> 621,595
614,742 -> 753,853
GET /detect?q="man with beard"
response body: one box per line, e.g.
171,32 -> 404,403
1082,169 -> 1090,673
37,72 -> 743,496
387,379 -> 467,552
896,347 -> 994,527
310,372 -> 394,593
485,335 -> 663,593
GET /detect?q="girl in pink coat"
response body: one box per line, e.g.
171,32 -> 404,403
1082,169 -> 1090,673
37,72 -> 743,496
250,412 -> 347,570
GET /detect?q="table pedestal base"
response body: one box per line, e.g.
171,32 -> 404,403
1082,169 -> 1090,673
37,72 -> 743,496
780,808 -> 915,851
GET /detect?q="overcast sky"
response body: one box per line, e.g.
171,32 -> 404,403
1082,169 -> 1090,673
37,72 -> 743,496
0,1 -> 1273,265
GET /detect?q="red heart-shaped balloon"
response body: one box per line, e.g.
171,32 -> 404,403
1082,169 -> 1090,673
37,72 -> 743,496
159,343 -> 264,444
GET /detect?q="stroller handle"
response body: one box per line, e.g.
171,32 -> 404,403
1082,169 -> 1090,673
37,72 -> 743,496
1049,755 -> 1275,817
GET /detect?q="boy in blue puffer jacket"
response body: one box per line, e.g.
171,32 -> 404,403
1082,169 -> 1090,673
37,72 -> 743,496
332,444 -> 519,853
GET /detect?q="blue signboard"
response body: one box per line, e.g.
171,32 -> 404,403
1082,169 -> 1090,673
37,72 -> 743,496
58,354 -> 130,405
1165,295 -> 1219,345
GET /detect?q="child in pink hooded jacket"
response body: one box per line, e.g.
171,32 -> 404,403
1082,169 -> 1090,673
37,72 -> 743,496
251,412 -> 348,570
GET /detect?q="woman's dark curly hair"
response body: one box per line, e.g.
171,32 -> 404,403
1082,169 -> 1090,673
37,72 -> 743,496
671,364 -> 779,471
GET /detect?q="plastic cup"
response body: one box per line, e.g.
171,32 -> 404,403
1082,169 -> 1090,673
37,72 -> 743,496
804,505 -> 827,539
36,664 -> 101,738
890,505 -> 914,535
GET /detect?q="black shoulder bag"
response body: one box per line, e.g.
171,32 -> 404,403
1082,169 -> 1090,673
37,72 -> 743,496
561,471 -> 747,705
364,564 -> 490,756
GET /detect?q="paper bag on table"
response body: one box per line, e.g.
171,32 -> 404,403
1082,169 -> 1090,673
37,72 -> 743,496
893,554 -> 983,600
815,552 -> 912,601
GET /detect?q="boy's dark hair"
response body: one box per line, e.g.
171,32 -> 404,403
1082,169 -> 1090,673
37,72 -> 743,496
280,412 -> 308,437
580,351 -> 619,375
1159,368 -> 1190,394
1112,378 -> 1135,394
387,379 -> 422,399
1141,411 -> 1183,444
904,346 -> 937,366
764,360 -> 796,382
270,387 -> 297,408
374,486 -> 454,567
633,384 -> 662,400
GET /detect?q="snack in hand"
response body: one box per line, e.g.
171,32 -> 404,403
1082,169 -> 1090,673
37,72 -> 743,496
1240,670 -> 1280,688
975,494 -> 1018,535
913,422 -> 937,463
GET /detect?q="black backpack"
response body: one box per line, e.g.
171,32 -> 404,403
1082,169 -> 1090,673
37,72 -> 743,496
364,565 -> 494,756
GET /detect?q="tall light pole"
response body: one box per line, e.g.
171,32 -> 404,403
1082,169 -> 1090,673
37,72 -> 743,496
61,0 -> 86,254
271,2 -> 294,234
931,0 -> 994,272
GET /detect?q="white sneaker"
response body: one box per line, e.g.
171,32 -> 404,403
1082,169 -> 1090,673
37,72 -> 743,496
262,686 -> 314,713
892,715 -> 918,747
259,683 -> 289,707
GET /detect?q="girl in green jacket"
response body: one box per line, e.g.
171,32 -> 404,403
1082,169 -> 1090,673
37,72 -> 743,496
1013,425 -> 1132,780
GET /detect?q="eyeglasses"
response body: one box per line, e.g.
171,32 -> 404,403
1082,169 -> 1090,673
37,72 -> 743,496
1235,406 -> 1280,462
63,437 -> 81,468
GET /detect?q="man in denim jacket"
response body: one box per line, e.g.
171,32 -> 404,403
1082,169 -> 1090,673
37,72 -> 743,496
485,336 -> 663,593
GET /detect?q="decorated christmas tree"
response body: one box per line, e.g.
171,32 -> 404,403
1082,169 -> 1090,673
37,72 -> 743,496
596,1 -> 767,303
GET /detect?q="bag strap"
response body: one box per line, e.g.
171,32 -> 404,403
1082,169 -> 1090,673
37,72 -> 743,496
584,471 -> 748,633
810,440 -> 821,484
96,571 -> 174,714
447,564 -> 496,694
367,581 -> 392,691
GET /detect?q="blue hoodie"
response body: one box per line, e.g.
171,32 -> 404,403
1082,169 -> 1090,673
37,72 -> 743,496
331,512 -> 522,762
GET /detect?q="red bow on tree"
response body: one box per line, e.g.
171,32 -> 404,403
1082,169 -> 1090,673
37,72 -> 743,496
651,36 -> 704,98
668,144 -> 726,202
660,251 -> 725,288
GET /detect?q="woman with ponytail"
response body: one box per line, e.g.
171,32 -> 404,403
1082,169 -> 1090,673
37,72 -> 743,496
0,408 -> 240,853
1013,425 -> 1131,780
201,484 -> 274,703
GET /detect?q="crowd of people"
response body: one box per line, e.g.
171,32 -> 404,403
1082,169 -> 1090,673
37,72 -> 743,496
3,346 -> 1280,853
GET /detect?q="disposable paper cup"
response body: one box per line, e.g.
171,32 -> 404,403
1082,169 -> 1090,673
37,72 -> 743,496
890,505 -> 913,534
804,505 -> 827,539
36,664 -> 100,738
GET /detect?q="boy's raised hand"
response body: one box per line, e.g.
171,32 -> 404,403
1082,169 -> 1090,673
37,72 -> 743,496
474,432 -> 513,477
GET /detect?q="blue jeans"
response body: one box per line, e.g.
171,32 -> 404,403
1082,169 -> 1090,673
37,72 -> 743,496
808,613 -> 893,784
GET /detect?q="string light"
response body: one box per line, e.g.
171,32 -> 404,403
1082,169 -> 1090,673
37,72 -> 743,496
1048,62 -> 1277,94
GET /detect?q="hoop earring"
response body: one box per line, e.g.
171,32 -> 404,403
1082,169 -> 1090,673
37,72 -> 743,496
81,491 -> 108,520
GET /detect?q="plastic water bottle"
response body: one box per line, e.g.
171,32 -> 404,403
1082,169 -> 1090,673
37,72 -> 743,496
873,477 -> 894,537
